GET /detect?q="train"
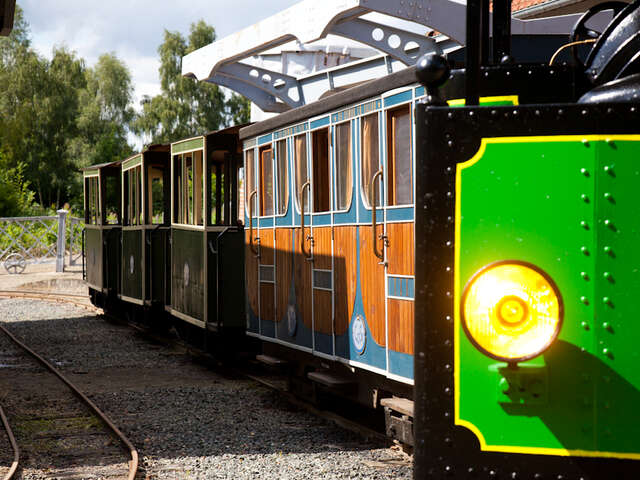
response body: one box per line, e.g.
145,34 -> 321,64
84,0 -> 640,477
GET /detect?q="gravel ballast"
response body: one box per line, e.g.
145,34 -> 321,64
0,299 -> 412,479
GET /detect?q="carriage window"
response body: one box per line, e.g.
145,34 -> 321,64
148,166 -> 165,224
361,112 -> 380,208
173,155 -> 183,224
245,149 -> 256,217
276,140 -> 288,215
124,166 -> 142,226
312,128 -> 330,213
105,175 -> 120,225
260,146 -> 274,216
294,134 -> 309,213
387,105 -> 413,205
85,176 -> 100,225
334,122 -> 352,211
182,151 -> 203,225
209,150 -> 230,225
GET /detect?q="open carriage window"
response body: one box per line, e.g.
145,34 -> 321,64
84,176 -> 100,225
386,105 -> 412,206
209,150 -> 232,226
312,128 -> 330,213
123,166 -> 142,226
334,122 -> 352,211
245,149 -> 256,217
259,146 -> 274,216
361,112 -> 381,208
148,166 -> 165,224
294,134 -> 309,213
173,151 -> 203,225
104,175 -> 120,224
276,140 -> 289,215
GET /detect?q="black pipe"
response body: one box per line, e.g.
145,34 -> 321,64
493,0 -> 513,63
481,0 -> 490,65
466,0 -> 481,105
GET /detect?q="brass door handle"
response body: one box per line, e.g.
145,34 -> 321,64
300,181 -> 313,261
370,169 -> 384,260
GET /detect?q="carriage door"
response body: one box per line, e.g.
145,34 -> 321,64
258,145 -> 276,338
245,147 -> 260,334
384,103 -> 414,380
310,126 -> 333,355
358,111 -> 387,370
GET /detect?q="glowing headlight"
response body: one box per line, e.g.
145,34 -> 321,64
461,261 -> 563,363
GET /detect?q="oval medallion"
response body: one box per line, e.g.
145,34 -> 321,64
352,315 -> 367,355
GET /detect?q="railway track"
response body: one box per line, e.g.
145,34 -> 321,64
0,297 -> 137,480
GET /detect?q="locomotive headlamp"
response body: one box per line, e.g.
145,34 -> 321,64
461,261 -> 563,363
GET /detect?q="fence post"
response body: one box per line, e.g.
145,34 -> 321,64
56,209 -> 68,272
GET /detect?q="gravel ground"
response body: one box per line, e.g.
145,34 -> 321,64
0,299 -> 412,479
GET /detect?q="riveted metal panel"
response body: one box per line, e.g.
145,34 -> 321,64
171,228 -> 205,322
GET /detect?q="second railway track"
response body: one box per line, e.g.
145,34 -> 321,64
0,311 -> 137,479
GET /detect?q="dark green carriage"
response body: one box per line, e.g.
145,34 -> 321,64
167,125 -> 246,335
83,161 -> 121,307
119,144 -> 171,309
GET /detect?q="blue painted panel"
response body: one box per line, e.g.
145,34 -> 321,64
384,90 -> 412,108
312,213 -> 331,226
310,116 -> 330,130
415,86 -> 425,98
258,133 -> 273,145
258,217 -> 274,228
247,301 -> 259,333
386,207 -> 414,222
274,122 -> 307,140
387,276 -> 415,299
388,350 -> 414,379
314,331 -> 333,355
261,316 -> 276,338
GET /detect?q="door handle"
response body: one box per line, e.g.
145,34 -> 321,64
300,181 -> 313,261
370,169 -> 385,260
248,190 -> 260,258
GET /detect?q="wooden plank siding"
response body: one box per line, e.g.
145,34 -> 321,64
387,222 -> 414,275
245,230 -> 259,319
333,226 -> 357,336
359,225 -> 386,346
275,228 -> 293,325
387,298 -> 414,355
259,228 -> 274,265
313,289 -> 333,334
312,226 -> 332,269
260,283 -> 275,324
293,227 -> 313,330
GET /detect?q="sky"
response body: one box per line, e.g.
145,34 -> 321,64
18,0 -> 298,144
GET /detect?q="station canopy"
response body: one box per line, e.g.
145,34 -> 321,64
182,0 -> 611,114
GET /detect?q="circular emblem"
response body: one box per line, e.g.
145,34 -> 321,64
129,255 -> 135,275
183,262 -> 190,287
352,315 -> 367,355
287,305 -> 297,337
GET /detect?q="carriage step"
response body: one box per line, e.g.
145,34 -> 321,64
307,371 -> 354,389
380,397 -> 414,417
256,354 -> 288,367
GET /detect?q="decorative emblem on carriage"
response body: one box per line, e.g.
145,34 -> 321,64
129,255 -> 135,275
352,315 -> 366,355
184,262 -> 190,287
287,304 -> 297,337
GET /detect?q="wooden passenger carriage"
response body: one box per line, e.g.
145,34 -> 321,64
83,160 -> 122,304
166,126 -> 245,335
241,71 -> 419,387
119,144 -> 170,309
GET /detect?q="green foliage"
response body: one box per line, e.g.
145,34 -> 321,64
0,151 -> 34,217
0,5 -> 135,214
134,20 -> 250,144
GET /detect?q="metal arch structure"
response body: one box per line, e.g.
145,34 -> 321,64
183,0 -> 609,112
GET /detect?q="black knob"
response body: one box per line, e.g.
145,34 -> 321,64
416,53 -> 450,90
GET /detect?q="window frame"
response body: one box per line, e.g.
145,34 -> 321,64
359,111 -> 382,210
385,103 -> 413,207
332,119 -> 353,213
275,139 -> 289,217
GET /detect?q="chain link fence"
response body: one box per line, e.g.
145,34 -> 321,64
0,210 -> 84,274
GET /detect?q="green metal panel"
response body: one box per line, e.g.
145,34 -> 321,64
172,137 -> 204,155
147,227 -> 169,304
103,227 -> 121,294
85,227 -> 102,288
122,154 -> 142,171
456,136 -> 640,459
121,229 -> 143,300
171,228 -> 204,321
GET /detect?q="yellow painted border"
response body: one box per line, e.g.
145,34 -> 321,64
447,95 -> 520,107
454,134 -> 640,460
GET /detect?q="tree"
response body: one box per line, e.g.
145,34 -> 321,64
134,20 -> 250,144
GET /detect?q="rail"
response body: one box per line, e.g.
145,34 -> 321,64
0,404 -> 19,480
0,318 -> 138,480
